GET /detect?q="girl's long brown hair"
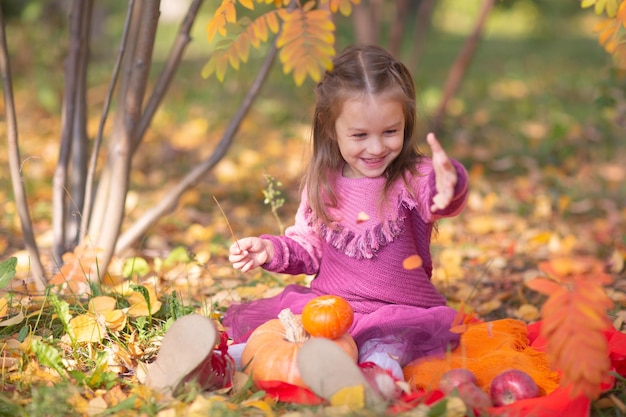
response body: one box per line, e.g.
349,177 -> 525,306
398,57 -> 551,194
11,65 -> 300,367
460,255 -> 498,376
304,44 -> 424,225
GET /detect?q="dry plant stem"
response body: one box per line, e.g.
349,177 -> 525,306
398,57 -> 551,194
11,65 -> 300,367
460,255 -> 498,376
213,196 -> 242,252
0,7 -> 47,290
80,0 -> 136,245
610,394 -> 626,414
278,308 -> 309,343
115,39 -> 281,254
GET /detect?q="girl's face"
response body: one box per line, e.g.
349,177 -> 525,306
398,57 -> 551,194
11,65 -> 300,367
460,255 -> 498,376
334,93 -> 405,179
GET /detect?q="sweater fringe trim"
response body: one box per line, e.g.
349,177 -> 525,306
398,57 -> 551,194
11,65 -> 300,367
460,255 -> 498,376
307,192 -> 416,260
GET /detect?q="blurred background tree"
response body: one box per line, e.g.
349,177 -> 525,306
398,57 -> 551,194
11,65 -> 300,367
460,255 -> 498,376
0,0 -> 623,292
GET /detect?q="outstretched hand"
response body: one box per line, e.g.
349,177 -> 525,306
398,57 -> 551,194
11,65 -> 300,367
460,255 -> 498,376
427,132 -> 458,212
229,237 -> 274,273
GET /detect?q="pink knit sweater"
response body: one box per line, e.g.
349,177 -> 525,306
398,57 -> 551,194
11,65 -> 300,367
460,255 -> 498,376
261,158 -> 468,314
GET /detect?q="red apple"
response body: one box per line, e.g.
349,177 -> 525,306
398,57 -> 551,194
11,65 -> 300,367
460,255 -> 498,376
456,382 -> 493,411
438,368 -> 478,394
489,369 -> 540,406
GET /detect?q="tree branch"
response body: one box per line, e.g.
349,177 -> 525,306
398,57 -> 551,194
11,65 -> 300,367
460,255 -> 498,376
388,0 -> 408,58
133,0 -> 204,154
0,6 -> 47,291
87,0 -> 144,242
80,0 -> 136,245
116,41 -> 280,254
407,0 -> 435,72
95,0 -> 161,275
430,0 -> 494,133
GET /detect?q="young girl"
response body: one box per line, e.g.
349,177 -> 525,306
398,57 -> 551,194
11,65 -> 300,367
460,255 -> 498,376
146,44 -> 468,401
226,44 -> 469,396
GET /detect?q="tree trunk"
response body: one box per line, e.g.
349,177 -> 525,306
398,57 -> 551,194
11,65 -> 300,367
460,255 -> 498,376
67,0 -> 93,249
352,0 -> 383,45
87,0 -> 144,244
133,0 -> 204,152
52,0 -> 85,265
407,0 -> 435,72
94,0 -> 161,276
0,6 -> 47,291
80,0 -> 136,246
388,0 -> 409,57
430,0 -> 494,133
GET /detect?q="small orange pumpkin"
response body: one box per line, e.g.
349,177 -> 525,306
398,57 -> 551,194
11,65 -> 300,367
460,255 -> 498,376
241,308 -> 358,387
301,295 -> 354,339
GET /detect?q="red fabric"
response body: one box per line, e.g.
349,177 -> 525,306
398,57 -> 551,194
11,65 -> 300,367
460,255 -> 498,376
390,390 -> 445,413
487,385 -> 591,417
254,321 -> 626,416
255,380 -> 324,405
608,328 -> 626,376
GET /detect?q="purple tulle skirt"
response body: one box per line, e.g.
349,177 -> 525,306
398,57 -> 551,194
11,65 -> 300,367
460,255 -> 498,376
223,284 -> 459,366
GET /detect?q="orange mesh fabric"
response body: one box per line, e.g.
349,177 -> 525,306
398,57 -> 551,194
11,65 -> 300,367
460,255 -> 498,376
402,318 -> 560,396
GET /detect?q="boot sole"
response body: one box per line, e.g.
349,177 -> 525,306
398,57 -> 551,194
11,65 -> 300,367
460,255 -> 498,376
297,337 -> 383,406
145,314 -> 217,394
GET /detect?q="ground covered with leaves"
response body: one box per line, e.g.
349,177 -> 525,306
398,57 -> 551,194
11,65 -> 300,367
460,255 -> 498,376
1,3 -> 626,416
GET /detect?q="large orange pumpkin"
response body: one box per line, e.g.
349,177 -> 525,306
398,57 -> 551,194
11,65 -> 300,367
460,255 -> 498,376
241,308 -> 358,387
301,294 -> 354,339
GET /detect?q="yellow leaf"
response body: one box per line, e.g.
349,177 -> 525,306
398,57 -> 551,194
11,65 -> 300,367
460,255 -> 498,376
250,17 -> 268,45
476,299 -> 502,316
467,215 -> 495,234
216,53 -> 229,82
581,0 -> 596,8
356,211 -> 370,224
227,47 -> 240,70
241,399 -> 275,416
238,0 -> 255,10
69,314 -> 105,343
88,296 -> 117,314
0,297 -> 8,317
265,10 -> 280,33
224,1 -> 237,24
403,255 -> 423,270
103,310 -> 127,332
125,284 -> 163,318
446,396 -> 468,417
329,384 -> 365,409
127,299 -> 162,318
513,304 -> 540,322
110,281 -> 133,297
235,35 -> 250,63
236,284 -> 269,299
605,0 -> 619,17
86,396 -> 108,415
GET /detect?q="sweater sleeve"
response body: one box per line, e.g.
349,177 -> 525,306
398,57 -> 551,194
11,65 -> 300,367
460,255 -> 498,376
260,189 -> 322,275
410,158 -> 469,222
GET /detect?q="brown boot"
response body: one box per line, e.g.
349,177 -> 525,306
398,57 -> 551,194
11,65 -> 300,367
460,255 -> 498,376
145,314 -> 235,395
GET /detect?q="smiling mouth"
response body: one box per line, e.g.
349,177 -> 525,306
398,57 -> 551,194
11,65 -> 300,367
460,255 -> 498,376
362,157 -> 385,165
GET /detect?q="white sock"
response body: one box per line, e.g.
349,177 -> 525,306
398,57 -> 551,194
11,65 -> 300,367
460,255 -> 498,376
362,351 -> 403,381
228,342 -> 246,370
